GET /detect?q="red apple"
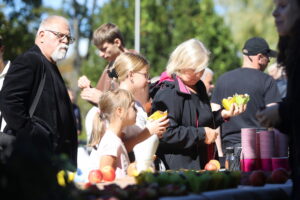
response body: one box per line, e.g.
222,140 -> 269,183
249,170 -> 266,186
271,168 -> 289,184
101,166 -> 116,182
204,162 -> 218,171
88,169 -> 103,184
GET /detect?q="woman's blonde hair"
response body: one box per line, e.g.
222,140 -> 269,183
88,89 -> 134,147
114,52 -> 150,82
166,38 -> 210,76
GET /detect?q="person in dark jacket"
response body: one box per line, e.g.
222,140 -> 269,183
151,39 -> 246,170
0,15 -> 78,166
257,0 -> 300,199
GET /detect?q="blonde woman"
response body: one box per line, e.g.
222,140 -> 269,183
114,52 -> 169,153
151,39 -> 246,170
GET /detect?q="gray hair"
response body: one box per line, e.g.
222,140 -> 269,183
201,67 -> 214,81
36,15 -> 69,37
166,38 -> 210,76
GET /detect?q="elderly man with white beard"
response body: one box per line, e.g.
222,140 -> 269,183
0,15 -> 78,166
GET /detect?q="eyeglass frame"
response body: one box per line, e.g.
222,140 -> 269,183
44,29 -> 75,44
135,71 -> 150,79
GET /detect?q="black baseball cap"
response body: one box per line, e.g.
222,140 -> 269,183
242,37 -> 277,57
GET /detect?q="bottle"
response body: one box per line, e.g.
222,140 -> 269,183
225,147 -> 235,171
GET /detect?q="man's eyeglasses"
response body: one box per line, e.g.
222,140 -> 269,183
45,30 -> 75,44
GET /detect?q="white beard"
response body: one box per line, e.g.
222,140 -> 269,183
51,44 -> 68,62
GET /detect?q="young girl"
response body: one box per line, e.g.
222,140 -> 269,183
88,89 -> 137,178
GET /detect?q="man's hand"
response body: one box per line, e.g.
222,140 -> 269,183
204,127 -> 218,144
80,88 -> 102,105
221,103 -> 247,119
78,75 -> 91,89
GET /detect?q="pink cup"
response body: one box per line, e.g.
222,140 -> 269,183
272,157 -> 290,171
274,129 -> 288,157
241,158 -> 259,172
261,158 -> 272,171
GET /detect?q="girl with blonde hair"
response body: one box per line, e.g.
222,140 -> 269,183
88,89 -> 136,178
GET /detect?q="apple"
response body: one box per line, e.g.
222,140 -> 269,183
101,166 -> 116,182
271,168 -> 289,184
249,170 -> 266,186
88,169 -> 103,184
209,160 -> 221,170
204,162 -> 218,171
127,162 -> 139,177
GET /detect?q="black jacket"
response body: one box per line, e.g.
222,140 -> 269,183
0,45 -> 78,166
151,74 -> 224,170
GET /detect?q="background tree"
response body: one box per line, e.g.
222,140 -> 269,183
215,0 -> 277,50
0,0 -> 43,61
82,0 -> 240,84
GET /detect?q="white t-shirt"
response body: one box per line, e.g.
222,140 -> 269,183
0,61 -> 10,131
89,129 -> 130,179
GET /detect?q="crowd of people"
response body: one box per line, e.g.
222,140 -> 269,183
0,0 -> 300,198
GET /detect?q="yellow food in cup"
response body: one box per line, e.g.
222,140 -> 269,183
148,110 -> 168,120
222,94 -> 250,110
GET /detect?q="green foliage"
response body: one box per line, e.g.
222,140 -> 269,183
215,0 -> 278,50
82,0 -> 240,83
0,0 -> 43,61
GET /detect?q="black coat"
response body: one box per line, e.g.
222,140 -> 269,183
0,45 -> 78,165
151,74 -> 224,170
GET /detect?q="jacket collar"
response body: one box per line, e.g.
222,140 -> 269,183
158,71 -> 202,95
174,74 -> 191,94
158,71 -> 190,94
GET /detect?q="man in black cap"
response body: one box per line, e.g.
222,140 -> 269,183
210,37 -> 282,165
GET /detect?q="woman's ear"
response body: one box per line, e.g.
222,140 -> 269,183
128,71 -> 134,83
115,107 -> 125,119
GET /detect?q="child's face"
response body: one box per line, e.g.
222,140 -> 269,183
97,41 -> 122,62
125,102 -> 137,126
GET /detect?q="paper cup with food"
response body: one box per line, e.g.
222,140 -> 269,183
133,110 -> 168,173
222,94 -> 250,110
